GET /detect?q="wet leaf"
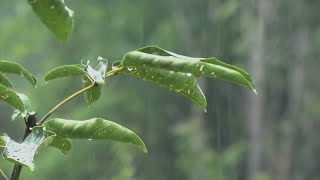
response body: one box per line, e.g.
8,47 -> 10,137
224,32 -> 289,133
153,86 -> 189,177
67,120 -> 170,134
0,61 -> 36,87
2,127 -> 56,172
44,65 -> 85,82
27,0 -> 74,41
44,118 -> 147,153
123,46 -> 256,93
83,60 -> 107,105
0,84 -> 30,112
48,137 -> 72,155
0,73 -> 13,89
119,64 -> 207,111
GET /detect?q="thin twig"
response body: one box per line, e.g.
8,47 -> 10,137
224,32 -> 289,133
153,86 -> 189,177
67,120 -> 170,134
0,168 -> 8,180
37,83 -> 95,125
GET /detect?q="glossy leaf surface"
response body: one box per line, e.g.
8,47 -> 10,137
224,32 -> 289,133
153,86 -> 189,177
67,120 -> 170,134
2,127 -> 55,172
44,65 -> 85,82
122,46 -> 256,93
0,61 -> 36,86
44,118 -> 147,153
119,65 -> 207,111
27,0 -> 74,41
0,84 -> 30,112
0,73 -> 13,89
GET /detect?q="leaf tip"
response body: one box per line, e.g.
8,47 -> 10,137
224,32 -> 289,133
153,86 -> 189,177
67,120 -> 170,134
253,89 -> 258,95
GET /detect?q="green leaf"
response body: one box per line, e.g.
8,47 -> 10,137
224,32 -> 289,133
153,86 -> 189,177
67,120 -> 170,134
0,61 -> 36,87
0,134 -> 9,148
123,46 -> 256,94
44,65 -> 86,82
27,0 -> 74,41
118,63 -> 207,111
48,137 -> 72,155
2,127 -> 56,172
83,59 -> 107,105
83,75 -> 102,105
44,118 -> 147,153
0,84 -> 30,112
0,73 -> 13,89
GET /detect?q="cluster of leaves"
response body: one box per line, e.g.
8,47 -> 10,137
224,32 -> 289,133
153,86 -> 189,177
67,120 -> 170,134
0,0 -> 256,178
0,45 -> 255,172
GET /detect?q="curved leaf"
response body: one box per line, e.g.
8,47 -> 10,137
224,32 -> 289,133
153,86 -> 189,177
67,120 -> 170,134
83,60 -> 107,105
0,72 -> 13,89
119,64 -> 207,111
48,137 -> 72,155
2,127 -> 56,172
122,46 -> 256,93
0,61 -> 36,86
44,118 -> 147,153
44,65 -> 85,82
0,84 -> 29,112
27,0 -> 74,41
83,75 -> 102,105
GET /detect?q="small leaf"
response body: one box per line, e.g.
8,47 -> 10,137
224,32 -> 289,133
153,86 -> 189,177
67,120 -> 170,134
0,134 -> 10,148
0,84 -> 30,112
119,64 -> 207,111
0,61 -> 36,87
27,0 -> 74,41
83,75 -> 102,105
44,65 -> 86,82
122,46 -> 256,93
44,118 -> 147,153
0,73 -> 13,89
83,59 -> 107,105
48,137 -> 72,155
2,127 -> 56,172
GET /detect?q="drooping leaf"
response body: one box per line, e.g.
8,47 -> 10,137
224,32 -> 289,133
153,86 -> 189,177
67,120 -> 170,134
2,127 -> 56,172
44,118 -> 147,153
27,0 -> 74,41
0,61 -> 36,87
44,65 -> 86,82
117,63 -> 207,111
0,72 -> 13,89
48,137 -> 72,155
122,46 -> 256,93
0,84 -> 30,112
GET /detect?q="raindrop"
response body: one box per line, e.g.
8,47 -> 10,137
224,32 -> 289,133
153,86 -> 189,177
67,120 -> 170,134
186,73 -> 192,77
50,5 -> 55,9
200,65 -> 204,71
127,67 -> 133,71
88,139 -> 93,141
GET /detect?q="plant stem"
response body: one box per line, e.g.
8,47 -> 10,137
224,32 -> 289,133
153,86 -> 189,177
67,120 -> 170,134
0,168 -> 8,180
37,82 -> 96,125
10,114 -> 37,180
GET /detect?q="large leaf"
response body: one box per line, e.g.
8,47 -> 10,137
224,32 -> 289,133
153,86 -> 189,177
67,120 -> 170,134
0,72 -> 13,89
44,118 -> 147,153
0,61 -> 36,87
116,62 -> 207,111
122,46 -> 256,94
0,84 -> 30,112
44,65 -> 86,82
2,127 -> 56,172
27,0 -> 74,41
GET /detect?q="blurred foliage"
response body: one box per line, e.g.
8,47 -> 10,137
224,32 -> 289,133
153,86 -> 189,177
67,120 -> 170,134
0,0 -> 320,180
